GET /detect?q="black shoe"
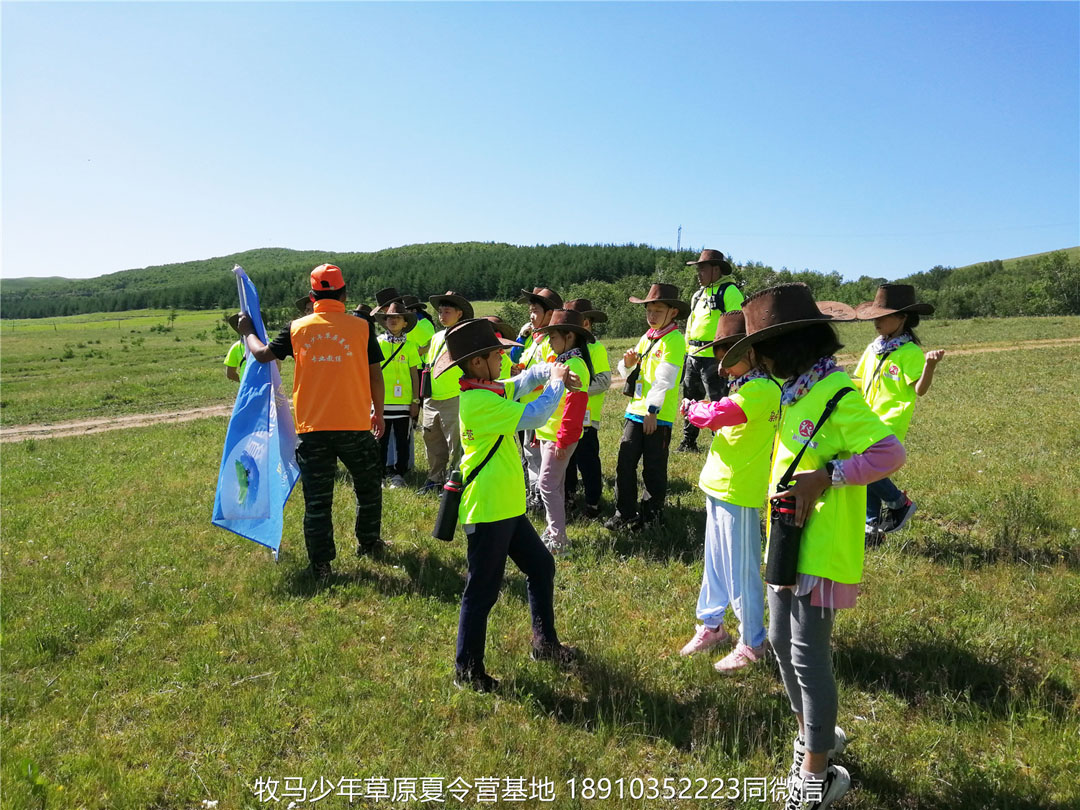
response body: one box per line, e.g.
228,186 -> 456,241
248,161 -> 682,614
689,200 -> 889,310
417,480 -> 442,495
454,670 -> 500,693
675,440 -> 698,453
879,496 -> 916,534
582,503 -> 601,520
531,641 -> 579,666
865,521 -> 885,547
356,538 -> 389,557
603,514 -> 643,533
310,561 -> 333,581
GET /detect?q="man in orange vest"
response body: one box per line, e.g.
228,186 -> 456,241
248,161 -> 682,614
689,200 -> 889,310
237,264 -> 386,580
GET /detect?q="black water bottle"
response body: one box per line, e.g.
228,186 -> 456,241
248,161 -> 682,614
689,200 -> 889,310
764,482 -> 802,586
432,470 -> 464,541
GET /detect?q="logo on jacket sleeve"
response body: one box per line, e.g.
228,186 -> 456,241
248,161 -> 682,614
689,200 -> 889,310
798,420 -> 815,438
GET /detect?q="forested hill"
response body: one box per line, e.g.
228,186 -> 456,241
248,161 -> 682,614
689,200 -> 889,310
1,242 -> 1077,322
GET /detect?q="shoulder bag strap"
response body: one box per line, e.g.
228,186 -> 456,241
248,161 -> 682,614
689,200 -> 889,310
462,435 -> 505,488
713,282 -> 735,313
380,341 -> 406,370
778,387 -> 854,487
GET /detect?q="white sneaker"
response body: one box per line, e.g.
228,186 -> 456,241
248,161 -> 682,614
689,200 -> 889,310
388,475 -> 406,489
792,726 -> 848,776
679,624 -> 730,656
785,764 -> 850,809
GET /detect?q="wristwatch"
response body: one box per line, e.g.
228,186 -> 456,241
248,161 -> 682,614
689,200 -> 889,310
825,460 -> 843,487
647,405 -> 660,415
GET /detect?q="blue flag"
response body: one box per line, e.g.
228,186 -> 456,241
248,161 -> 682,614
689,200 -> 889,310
212,265 -> 300,557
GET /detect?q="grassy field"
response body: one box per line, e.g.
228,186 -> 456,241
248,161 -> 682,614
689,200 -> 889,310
1,313 -> 1079,809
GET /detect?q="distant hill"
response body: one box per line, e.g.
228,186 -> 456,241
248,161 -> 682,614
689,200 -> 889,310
1,242 -> 1077,322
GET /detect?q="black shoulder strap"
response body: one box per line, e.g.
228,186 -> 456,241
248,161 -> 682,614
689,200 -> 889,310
380,341 -> 406,370
713,282 -> 735,313
867,350 -> 894,389
778,387 -> 854,487
463,435 -> 505,489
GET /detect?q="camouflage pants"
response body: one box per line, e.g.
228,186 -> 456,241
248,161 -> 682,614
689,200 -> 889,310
295,430 -> 382,564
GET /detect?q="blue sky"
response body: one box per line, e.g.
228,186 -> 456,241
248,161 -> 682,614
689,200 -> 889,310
3,1 -> 1078,281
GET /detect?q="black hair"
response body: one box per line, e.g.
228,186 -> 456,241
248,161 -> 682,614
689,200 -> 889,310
752,322 -> 843,380
551,328 -> 595,384
899,312 -> 922,345
312,287 -> 346,302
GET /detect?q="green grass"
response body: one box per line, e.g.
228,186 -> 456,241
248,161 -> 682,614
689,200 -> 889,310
2,319 -> 1079,808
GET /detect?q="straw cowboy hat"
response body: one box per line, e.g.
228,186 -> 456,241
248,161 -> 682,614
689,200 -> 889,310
516,287 -> 563,311
628,282 -> 691,320
563,298 -> 608,324
433,318 -> 519,378
428,290 -> 474,320
692,310 -> 747,356
371,287 -> 406,316
373,300 -> 417,332
531,309 -> 596,344
686,249 -> 735,276
855,284 -> 935,320
720,283 -> 857,367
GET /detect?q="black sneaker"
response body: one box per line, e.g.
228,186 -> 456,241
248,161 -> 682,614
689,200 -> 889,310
603,514 -> 643,533
864,521 -> 885,547
675,440 -> 698,453
531,641 -> 579,666
582,503 -> 601,520
356,538 -> 389,557
879,496 -> 916,534
453,670 -> 500,693
310,561 -> 333,581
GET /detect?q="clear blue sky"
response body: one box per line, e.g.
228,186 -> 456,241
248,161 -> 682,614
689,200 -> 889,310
3,1 -> 1078,281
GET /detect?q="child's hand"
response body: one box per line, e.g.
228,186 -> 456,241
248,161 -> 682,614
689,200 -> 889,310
565,371 -> 583,392
769,468 -> 831,527
623,349 -> 639,368
554,445 -> 568,460
926,349 -> 945,365
679,398 -> 694,416
550,362 -> 571,386
511,362 -> 525,375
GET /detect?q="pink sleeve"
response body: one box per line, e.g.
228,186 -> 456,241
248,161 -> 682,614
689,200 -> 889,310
556,391 -> 588,448
685,398 -> 748,430
839,435 -> 906,485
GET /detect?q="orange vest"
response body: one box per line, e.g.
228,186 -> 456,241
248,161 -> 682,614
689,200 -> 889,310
290,299 -> 373,433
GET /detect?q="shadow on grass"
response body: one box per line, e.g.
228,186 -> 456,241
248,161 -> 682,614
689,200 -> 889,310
510,653 -> 789,757
893,526 -> 1080,570
835,638 -> 1076,720
602,498 -> 706,563
855,761 -> 1076,810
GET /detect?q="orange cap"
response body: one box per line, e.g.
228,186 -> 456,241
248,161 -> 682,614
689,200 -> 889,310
310,263 -> 345,291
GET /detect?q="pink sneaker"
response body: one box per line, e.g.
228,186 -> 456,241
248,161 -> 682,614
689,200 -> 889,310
679,624 -> 730,656
714,641 -> 766,673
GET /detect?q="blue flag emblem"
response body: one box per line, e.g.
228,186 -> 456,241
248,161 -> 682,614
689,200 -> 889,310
212,265 -> 300,556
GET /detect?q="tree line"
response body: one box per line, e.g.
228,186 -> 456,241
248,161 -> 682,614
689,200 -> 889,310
2,242 -> 1077,330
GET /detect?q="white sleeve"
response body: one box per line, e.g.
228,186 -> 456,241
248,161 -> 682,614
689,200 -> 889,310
644,361 -> 680,409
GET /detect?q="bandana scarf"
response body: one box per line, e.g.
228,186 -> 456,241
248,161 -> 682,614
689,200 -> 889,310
384,332 -> 408,344
728,367 -> 770,396
459,378 -> 506,395
872,333 -> 912,355
781,356 -> 841,406
556,347 -> 583,363
645,322 -> 679,340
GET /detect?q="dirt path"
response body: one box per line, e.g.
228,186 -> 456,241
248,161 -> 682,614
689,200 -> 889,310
4,337 -> 1078,443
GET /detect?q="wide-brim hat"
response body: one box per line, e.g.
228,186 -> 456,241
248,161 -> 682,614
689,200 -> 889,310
531,308 -> 596,343
353,304 -> 372,319
294,294 -> 314,315
686,249 -> 735,275
692,310 -> 747,356
428,290 -> 474,320
516,287 -> 563,311
400,294 -> 428,312
374,301 -> 416,332
483,315 -> 516,340
371,286 -> 406,315
433,318 -> 519,378
721,283 -> 856,367
227,311 -> 268,333
564,298 -> 607,323
628,282 -> 691,319
855,284 -> 935,320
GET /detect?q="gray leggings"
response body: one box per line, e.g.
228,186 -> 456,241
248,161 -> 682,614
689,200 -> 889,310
767,587 -> 838,754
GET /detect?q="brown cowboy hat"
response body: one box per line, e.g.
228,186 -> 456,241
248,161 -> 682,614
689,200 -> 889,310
352,303 -> 372,319
226,310 -> 269,333
692,310 -> 747,356
428,290 -> 474,320
721,283 -> 856,367
531,308 -> 596,344
433,318 -> 519,378
516,287 -> 563,311
373,301 -> 417,332
294,294 -> 314,315
855,284 -> 935,320
686,248 -> 735,275
400,294 -> 428,312
371,287 -> 406,316
483,315 -> 516,340
563,298 -> 608,324
628,282 -> 691,319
